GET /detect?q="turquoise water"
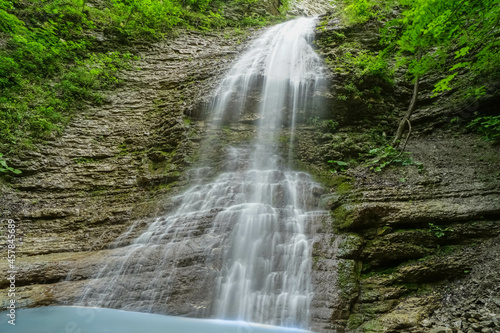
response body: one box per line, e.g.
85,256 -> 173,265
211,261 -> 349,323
0,306 -> 314,333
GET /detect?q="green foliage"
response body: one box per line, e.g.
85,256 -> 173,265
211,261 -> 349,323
307,118 -> 339,133
321,40 -> 393,107
110,0 -> 182,32
335,43 -> 393,84
395,0 -> 499,93
467,115 -> 500,141
235,0 -> 259,3
341,0 -> 374,24
0,46 -> 137,151
0,153 -> 21,174
0,5 -> 25,34
277,0 -> 292,14
333,0 -> 399,25
363,145 -> 422,172
325,120 -> 339,132
307,116 -> 321,126
74,157 -> 98,164
328,160 -> 348,173
428,223 -> 453,238
334,0 -> 500,98
0,0 -> 283,155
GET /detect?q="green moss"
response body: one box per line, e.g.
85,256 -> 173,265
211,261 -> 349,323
356,300 -> 399,315
332,204 -> 355,231
436,245 -> 458,255
393,228 -> 426,234
337,181 -> 352,194
337,259 -> 361,301
395,282 -> 433,297
73,157 -> 100,164
312,255 -> 320,268
360,319 -> 385,332
347,314 -> 369,330
89,186 -> 108,197
311,169 -> 339,188
377,266 -> 397,275
337,233 -> 363,258
313,169 -> 354,191
278,134 -> 290,143
151,182 -> 175,193
377,226 -> 392,236
361,266 -> 397,279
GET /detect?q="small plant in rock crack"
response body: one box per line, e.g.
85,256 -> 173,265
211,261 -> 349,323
307,116 -> 321,126
328,160 -> 348,173
318,119 -> 339,133
363,145 -> 423,172
428,223 -> 454,238
467,115 -> 500,141
0,153 -> 21,175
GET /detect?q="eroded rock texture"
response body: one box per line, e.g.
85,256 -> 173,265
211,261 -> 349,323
1,9 -> 500,333
0,27 -> 259,309
302,12 -> 500,333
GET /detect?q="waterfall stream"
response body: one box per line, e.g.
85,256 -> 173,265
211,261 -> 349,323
76,17 -> 328,329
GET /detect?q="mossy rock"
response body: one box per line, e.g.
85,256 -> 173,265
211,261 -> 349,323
353,300 -> 400,315
332,204 -> 356,231
395,255 -> 471,284
337,233 -> 364,259
332,203 -> 390,231
361,241 -> 434,268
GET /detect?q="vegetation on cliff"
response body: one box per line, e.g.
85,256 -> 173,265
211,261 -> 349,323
3,0 -> 498,174
336,0 -> 500,93
312,2 -> 500,331
331,0 -> 500,145
0,0 -> 287,173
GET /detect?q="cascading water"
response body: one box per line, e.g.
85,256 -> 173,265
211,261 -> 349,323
75,17 -> 328,329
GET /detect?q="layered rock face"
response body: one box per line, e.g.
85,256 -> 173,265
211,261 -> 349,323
303,13 -> 500,333
327,135 -> 500,332
0,27 -> 258,309
0,16 -> 340,332
1,7 -> 499,333
289,0 -> 333,17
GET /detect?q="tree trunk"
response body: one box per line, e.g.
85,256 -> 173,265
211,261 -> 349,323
392,53 -> 422,147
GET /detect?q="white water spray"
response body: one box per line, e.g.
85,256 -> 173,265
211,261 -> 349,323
77,17 -> 327,329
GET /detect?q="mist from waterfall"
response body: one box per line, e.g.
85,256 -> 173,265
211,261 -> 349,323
75,17 -> 327,329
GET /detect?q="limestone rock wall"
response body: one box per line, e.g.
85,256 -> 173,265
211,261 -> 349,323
0,27 -> 261,309
302,13 -> 500,333
1,9 -> 500,333
289,0 -> 332,16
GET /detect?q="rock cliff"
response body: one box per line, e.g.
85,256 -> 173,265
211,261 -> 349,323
0,26 -> 259,310
303,12 -> 500,333
1,7 -> 499,333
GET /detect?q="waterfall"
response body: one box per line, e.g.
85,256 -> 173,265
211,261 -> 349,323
76,17 -> 327,329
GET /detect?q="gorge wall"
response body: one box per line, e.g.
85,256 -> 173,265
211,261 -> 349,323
0,25 -> 258,309
1,5 -> 500,333
302,13 -> 500,333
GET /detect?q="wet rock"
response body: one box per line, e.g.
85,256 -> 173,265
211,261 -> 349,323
288,0 -> 332,16
453,320 -> 463,330
319,193 -> 342,210
0,26 -> 257,311
337,233 -> 364,259
361,240 -> 433,268
480,321 -> 494,328
430,327 -> 453,333
421,319 -> 432,327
